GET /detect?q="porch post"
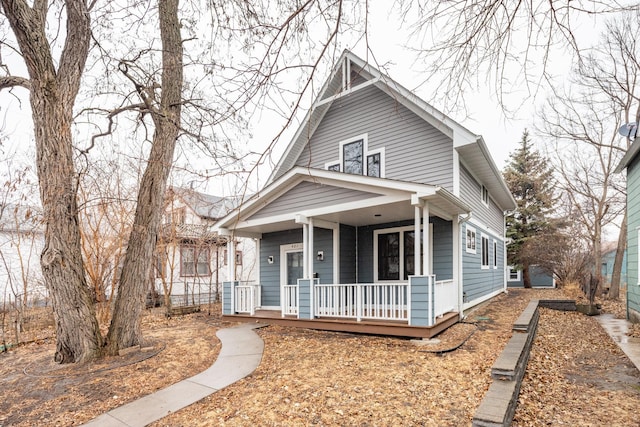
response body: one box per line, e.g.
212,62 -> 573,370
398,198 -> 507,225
227,239 -> 235,280
302,223 -> 309,278
423,202 -> 430,275
414,205 -> 422,276
308,218 -> 315,318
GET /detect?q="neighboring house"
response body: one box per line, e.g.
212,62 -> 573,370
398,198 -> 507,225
0,204 -> 46,306
215,50 -> 516,338
155,187 -> 256,305
506,265 -> 555,288
615,135 -> 640,322
600,243 -> 627,291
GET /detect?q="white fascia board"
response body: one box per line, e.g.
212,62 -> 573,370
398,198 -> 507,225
475,136 -> 516,209
615,136 -> 640,173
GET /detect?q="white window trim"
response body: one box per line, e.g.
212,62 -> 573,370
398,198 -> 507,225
481,184 -> 489,207
481,233 -> 490,269
373,224 -> 432,282
507,266 -> 521,282
325,134 -> 386,178
493,240 -> 498,269
465,225 -> 477,254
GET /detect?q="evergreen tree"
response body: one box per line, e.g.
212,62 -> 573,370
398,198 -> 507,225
503,130 -> 556,288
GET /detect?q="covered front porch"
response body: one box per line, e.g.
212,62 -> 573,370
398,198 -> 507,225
223,277 -> 459,338
216,168 -> 471,337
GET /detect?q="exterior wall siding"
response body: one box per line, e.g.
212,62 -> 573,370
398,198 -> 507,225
295,85 -> 454,191
340,224 -> 357,283
627,155 -> 640,320
260,229 -> 303,307
459,164 -> 505,236
259,227 -> 334,307
462,221 -> 506,303
507,266 -> 555,288
249,181 -> 380,221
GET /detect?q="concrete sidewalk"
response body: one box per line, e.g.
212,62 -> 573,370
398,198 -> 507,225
597,314 -> 640,372
83,323 -> 265,427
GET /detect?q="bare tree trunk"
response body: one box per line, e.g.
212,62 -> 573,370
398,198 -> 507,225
610,211 -> 627,300
106,0 -> 183,354
522,262 -> 532,288
1,0 -> 103,363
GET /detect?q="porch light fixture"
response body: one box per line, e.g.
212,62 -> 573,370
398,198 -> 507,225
267,256 -> 274,264
316,251 -> 324,261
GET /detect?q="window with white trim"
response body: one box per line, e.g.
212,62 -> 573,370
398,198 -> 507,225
466,226 -> 476,254
481,185 -> 489,206
374,226 -> 427,281
180,246 -> 210,277
481,234 -> 489,269
508,267 -> 521,281
325,134 -> 384,177
493,240 -> 498,269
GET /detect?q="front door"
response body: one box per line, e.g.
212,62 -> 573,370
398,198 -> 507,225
281,243 -> 304,315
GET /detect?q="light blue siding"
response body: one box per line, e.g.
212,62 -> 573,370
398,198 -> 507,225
627,154 -> 640,320
260,229 -> 303,306
507,266 -> 555,288
462,222 -> 505,303
222,281 -> 234,314
459,164 -> 504,236
409,275 -> 433,326
340,224 -> 357,283
298,279 -> 312,319
295,85 -> 454,191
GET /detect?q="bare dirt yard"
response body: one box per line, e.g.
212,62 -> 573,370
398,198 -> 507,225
2,288 -> 640,426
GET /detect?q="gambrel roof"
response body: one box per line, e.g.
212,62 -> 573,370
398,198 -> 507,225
270,50 -> 515,212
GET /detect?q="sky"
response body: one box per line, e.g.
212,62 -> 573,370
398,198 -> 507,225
0,2 -> 614,195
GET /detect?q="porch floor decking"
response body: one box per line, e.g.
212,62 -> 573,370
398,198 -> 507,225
223,310 -> 459,339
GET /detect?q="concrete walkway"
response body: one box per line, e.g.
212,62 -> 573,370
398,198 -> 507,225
597,314 -> 640,372
83,323 -> 265,427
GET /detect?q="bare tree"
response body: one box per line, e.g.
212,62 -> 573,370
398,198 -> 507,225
539,9 -> 639,298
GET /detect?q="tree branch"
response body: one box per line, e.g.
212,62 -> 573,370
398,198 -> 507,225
0,76 -> 31,91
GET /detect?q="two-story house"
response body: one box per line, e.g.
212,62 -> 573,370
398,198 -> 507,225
215,50 -> 516,337
155,187 -> 256,306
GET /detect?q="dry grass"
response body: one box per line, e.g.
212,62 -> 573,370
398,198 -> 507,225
1,289 -> 639,426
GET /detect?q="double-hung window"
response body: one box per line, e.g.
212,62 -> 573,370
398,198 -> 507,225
180,246 -> 210,277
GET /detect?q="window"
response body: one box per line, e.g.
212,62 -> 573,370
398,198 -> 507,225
326,135 -> 385,177
223,249 -> 243,266
172,207 -> 186,224
180,246 -> 210,276
375,227 -> 427,281
481,185 -> 489,206
481,234 -> 489,269
343,140 -> 364,175
377,232 -> 400,280
493,240 -> 498,269
367,153 -> 381,177
508,267 -> 521,281
466,226 -> 476,254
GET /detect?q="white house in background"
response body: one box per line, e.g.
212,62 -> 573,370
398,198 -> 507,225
154,187 -> 256,305
214,50 -> 516,338
0,204 -> 46,306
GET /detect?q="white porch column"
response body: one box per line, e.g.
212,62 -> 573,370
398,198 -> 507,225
414,205 -> 422,276
302,223 -> 309,278
423,202 -> 430,275
308,218 -> 315,278
227,238 -> 236,280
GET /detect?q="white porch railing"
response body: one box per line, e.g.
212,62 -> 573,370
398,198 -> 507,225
434,279 -> 456,319
282,284 -> 298,316
234,283 -> 261,315
314,283 -> 409,322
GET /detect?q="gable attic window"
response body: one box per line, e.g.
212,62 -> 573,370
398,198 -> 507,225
481,185 -> 489,206
326,134 -> 384,177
